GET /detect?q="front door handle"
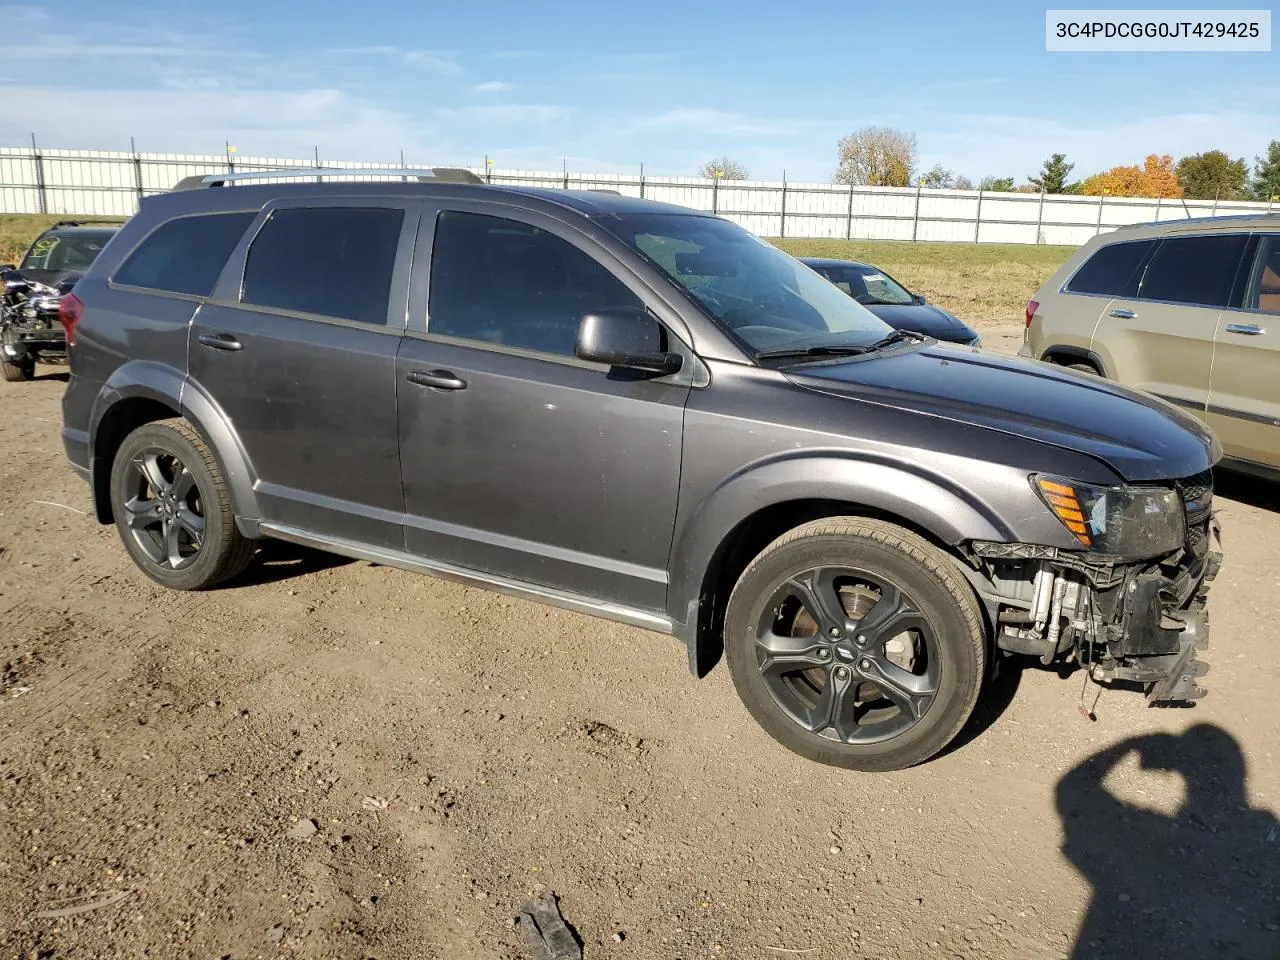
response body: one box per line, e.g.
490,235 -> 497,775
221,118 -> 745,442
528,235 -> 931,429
1225,322 -> 1265,336
1109,309 -> 1136,319
197,333 -> 243,352
406,369 -> 467,391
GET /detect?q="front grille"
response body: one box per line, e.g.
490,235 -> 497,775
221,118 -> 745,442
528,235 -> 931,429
1178,469 -> 1214,557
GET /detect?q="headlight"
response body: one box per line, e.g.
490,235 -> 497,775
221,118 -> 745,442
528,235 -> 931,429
1033,475 -> 1184,558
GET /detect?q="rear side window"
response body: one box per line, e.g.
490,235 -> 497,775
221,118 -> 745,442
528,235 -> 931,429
114,213 -> 255,296
241,207 -> 404,325
1139,234 -> 1249,308
1064,239 -> 1154,297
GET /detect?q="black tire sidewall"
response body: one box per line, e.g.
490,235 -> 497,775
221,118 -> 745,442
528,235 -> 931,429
725,531 -> 983,771
109,421 -> 235,590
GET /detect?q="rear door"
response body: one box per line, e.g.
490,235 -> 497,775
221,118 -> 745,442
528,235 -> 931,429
1039,237 -> 1154,363
192,199 -> 417,549
1096,232 -> 1249,417
1207,233 -> 1280,467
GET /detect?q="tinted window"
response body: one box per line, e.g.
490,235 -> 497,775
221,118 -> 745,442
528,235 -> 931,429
114,214 -> 253,296
1248,236 -> 1280,315
1065,239 -> 1155,297
242,207 -> 404,325
1139,234 -> 1249,308
428,211 -> 645,356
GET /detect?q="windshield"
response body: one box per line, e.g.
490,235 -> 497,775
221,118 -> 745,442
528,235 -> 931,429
21,231 -> 115,272
598,214 -> 891,355
817,263 -> 916,306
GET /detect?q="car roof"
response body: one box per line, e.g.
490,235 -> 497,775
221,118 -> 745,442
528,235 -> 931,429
149,179 -> 699,220
1105,212 -> 1280,239
797,257 -> 872,269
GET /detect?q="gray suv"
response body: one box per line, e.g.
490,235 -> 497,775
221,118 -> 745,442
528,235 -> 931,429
60,169 -> 1222,770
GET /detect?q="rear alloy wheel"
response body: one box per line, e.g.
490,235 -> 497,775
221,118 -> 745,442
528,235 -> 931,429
109,419 -> 255,590
1,356 -> 34,381
725,517 -> 985,771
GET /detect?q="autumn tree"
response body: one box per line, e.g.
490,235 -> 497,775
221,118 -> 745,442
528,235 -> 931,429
835,126 -> 916,187
1081,154 -> 1183,198
918,164 -> 955,188
954,174 -> 974,190
1252,140 -> 1280,201
700,157 -> 749,180
1176,150 -> 1248,200
1028,153 -> 1077,194
978,175 -> 1016,191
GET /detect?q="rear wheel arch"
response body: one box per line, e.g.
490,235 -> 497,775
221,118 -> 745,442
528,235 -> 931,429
1040,345 -> 1107,377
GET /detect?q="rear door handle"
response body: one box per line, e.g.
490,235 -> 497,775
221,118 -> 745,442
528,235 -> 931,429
1225,322 -> 1265,336
197,333 -> 243,352
406,369 -> 467,391
1109,309 -> 1136,319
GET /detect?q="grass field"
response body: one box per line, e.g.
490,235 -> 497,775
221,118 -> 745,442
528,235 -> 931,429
772,238 -> 1074,326
0,215 -> 1074,327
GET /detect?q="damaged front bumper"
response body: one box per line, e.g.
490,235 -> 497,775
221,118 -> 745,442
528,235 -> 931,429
965,516 -> 1221,705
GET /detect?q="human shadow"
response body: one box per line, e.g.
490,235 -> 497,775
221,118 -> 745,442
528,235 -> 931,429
1056,724 -> 1280,959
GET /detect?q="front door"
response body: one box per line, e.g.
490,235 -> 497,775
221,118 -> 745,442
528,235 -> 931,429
193,200 -> 418,548
396,204 -> 691,612
1208,233 -> 1280,468
1096,232 -> 1250,417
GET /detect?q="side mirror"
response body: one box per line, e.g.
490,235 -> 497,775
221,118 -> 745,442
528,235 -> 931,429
914,294 -> 928,304
576,308 -> 682,375
0,264 -> 15,273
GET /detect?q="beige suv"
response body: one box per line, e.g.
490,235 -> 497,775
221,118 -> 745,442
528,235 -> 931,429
1022,214 -> 1280,476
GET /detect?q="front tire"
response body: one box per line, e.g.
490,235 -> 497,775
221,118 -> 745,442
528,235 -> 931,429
109,418 -> 255,590
724,517 -> 985,771
1,356 -> 34,381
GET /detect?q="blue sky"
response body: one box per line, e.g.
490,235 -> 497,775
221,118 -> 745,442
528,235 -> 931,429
6,0 -> 1278,182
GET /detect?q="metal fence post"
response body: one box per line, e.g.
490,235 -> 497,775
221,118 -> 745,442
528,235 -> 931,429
31,133 -> 48,215
639,163 -> 645,199
1094,193 -> 1106,235
314,146 -> 322,183
845,182 -> 855,240
779,172 -> 787,238
712,175 -> 719,215
562,159 -> 568,191
911,183 -> 922,241
973,189 -> 984,243
1211,186 -> 1219,216
1035,189 -> 1046,244
225,140 -> 235,174
130,137 -> 144,209
1155,194 -> 1162,222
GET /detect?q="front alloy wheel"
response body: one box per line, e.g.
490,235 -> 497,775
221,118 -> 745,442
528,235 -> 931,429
725,517 -> 985,771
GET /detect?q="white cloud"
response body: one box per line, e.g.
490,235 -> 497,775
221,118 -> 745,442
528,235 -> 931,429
404,50 -> 463,75
473,81 -> 515,94
630,109 -> 793,137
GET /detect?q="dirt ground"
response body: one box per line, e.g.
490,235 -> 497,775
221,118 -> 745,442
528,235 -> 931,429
2,324 -> 1278,960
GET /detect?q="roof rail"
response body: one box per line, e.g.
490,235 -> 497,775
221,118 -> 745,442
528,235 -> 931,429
171,167 -> 485,191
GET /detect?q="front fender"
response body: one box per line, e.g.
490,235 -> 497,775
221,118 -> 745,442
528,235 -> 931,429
666,452 -> 1020,665
88,361 -> 260,524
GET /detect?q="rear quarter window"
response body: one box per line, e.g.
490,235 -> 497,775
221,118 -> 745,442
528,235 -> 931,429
1063,239 -> 1155,297
114,212 -> 256,297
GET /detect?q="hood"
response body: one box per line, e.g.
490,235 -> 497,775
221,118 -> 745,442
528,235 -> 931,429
864,303 -> 977,343
17,267 -> 82,290
785,345 -> 1220,482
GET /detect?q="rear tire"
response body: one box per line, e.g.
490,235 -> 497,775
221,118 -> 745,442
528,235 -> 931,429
724,517 -> 986,771
109,418 -> 255,590
1,357 -> 34,381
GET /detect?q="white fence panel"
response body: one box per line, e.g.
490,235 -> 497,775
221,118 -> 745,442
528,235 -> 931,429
2,144 -> 1276,245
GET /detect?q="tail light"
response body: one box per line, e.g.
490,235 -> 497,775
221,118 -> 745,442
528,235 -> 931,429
1025,299 -> 1039,328
59,292 -> 84,346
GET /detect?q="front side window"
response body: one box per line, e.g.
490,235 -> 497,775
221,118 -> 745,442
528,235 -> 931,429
1139,234 -> 1249,308
241,207 -> 404,325
1246,236 -> 1280,315
428,210 -> 645,357
598,214 -> 890,355
1064,239 -> 1155,297
115,214 -> 254,296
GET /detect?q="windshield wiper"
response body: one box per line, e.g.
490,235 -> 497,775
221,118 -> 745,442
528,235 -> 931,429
756,329 -> 923,362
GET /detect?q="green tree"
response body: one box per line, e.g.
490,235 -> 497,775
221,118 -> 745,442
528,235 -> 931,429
1028,153 -> 1077,194
699,157 -> 749,180
918,163 -> 955,188
978,175 -> 1016,191
1175,150 -> 1248,200
1252,140 -> 1280,201
835,126 -> 917,187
